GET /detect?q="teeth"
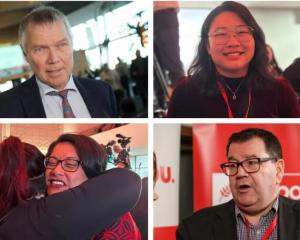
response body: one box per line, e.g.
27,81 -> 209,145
226,52 -> 241,56
51,180 -> 65,186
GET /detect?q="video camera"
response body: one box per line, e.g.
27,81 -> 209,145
105,134 -> 131,168
116,134 -> 131,148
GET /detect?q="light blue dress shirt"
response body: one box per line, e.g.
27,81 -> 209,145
36,76 -> 91,118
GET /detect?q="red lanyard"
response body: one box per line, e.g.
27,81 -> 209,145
245,214 -> 278,240
217,81 -> 251,118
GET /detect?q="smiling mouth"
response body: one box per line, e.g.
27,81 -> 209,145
47,68 -> 63,74
49,179 -> 66,187
223,52 -> 244,56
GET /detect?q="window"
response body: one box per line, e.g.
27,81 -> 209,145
70,1 -> 148,70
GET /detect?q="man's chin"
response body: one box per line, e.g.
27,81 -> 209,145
235,197 -> 260,213
39,74 -> 70,90
50,78 -> 68,89
235,194 -> 257,207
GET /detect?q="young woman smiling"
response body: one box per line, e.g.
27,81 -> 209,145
167,1 -> 300,118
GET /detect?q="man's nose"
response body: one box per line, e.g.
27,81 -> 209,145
235,163 -> 249,178
47,48 -> 60,64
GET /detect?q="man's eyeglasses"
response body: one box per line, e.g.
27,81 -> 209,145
220,157 -> 277,176
208,25 -> 254,45
44,156 -> 82,172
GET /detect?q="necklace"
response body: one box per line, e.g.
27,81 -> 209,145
222,78 -> 244,100
218,81 -> 251,118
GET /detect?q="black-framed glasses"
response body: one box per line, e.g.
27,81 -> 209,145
208,25 -> 254,45
220,157 -> 277,176
44,156 -> 82,172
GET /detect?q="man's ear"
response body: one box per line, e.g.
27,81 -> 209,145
275,159 -> 284,185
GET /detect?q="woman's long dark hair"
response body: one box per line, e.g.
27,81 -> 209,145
188,1 -> 274,96
0,137 -> 29,219
25,143 -> 46,199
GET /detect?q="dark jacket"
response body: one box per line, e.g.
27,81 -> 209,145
0,168 -> 141,240
0,76 -> 118,118
168,76 -> 300,118
283,58 -> 300,94
176,196 -> 300,240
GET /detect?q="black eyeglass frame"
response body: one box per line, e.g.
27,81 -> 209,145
220,157 -> 277,176
44,156 -> 82,172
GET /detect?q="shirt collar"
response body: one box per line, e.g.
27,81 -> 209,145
235,197 -> 279,221
35,75 -> 78,95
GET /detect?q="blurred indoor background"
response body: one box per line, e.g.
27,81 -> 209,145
0,1 -> 148,117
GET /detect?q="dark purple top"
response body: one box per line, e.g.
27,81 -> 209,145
167,76 -> 300,118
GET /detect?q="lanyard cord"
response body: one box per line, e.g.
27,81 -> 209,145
218,81 -> 251,118
245,213 -> 278,240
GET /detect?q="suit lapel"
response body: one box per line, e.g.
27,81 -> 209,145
20,76 -> 46,117
74,77 -> 104,118
210,196 -> 300,240
278,196 -> 300,240
213,200 -> 238,240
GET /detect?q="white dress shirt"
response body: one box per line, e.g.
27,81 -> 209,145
36,76 -> 91,118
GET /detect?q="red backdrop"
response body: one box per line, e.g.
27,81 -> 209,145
193,124 -> 300,211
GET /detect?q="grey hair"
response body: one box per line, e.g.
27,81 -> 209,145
19,5 -> 72,53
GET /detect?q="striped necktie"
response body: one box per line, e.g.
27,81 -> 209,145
47,89 -> 76,118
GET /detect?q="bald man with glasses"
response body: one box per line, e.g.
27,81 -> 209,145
177,128 -> 300,240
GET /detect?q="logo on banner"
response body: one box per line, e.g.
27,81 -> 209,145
158,166 -> 175,184
212,173 -> 300,206
280,173 -> 300,200
212,173 -> 232,205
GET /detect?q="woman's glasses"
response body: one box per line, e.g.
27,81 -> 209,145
208,25 -> 254,45
44,156 -> 82,172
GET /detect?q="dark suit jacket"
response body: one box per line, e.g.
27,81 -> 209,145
176,196 -> 300,240
0,76 -> 118,118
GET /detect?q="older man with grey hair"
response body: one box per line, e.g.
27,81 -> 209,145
0,6 -> 117,118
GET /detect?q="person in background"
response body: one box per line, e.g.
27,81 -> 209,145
0,137 -> 30,220
45,133 -> 141,239
24,142 -> 46,199
0,137 -> 46,218
283,57 -> 300,100
100,63 -> 124,114
154,1 -> 185,100
130,50 -> 148,108
177,128 -> 300,239
167,1 -> 300,118
115,57 -> 131,97
0,6 -> 117,118
266,44 -> 282,78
